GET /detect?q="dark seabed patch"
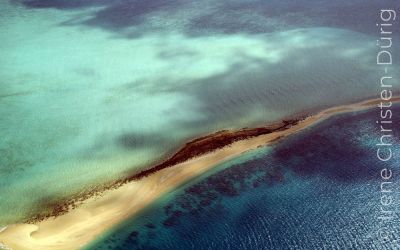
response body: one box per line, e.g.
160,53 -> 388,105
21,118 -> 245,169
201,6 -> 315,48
16,0 -> 400,38
85,106 -> 400,249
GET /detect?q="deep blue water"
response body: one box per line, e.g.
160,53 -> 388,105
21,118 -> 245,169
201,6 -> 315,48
86,105 -> 400,250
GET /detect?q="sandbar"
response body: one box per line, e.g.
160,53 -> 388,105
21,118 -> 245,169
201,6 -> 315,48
0,97 -> 399,250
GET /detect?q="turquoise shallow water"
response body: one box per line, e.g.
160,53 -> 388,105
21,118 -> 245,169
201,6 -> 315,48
1,0 -> 400,225
86,105 -> 400,249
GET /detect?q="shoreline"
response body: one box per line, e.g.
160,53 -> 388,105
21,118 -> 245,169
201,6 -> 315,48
0,97 -> 399,250
24,117 -> 301,224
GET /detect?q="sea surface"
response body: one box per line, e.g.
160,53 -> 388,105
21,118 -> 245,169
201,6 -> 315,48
86,106 -> 400,249
1,0 -> 400,225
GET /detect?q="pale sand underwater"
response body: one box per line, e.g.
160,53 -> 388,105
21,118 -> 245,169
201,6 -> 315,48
1,97 -> 398,250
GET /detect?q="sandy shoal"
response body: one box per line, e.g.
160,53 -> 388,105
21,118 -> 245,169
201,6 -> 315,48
0,97 -> 398,250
